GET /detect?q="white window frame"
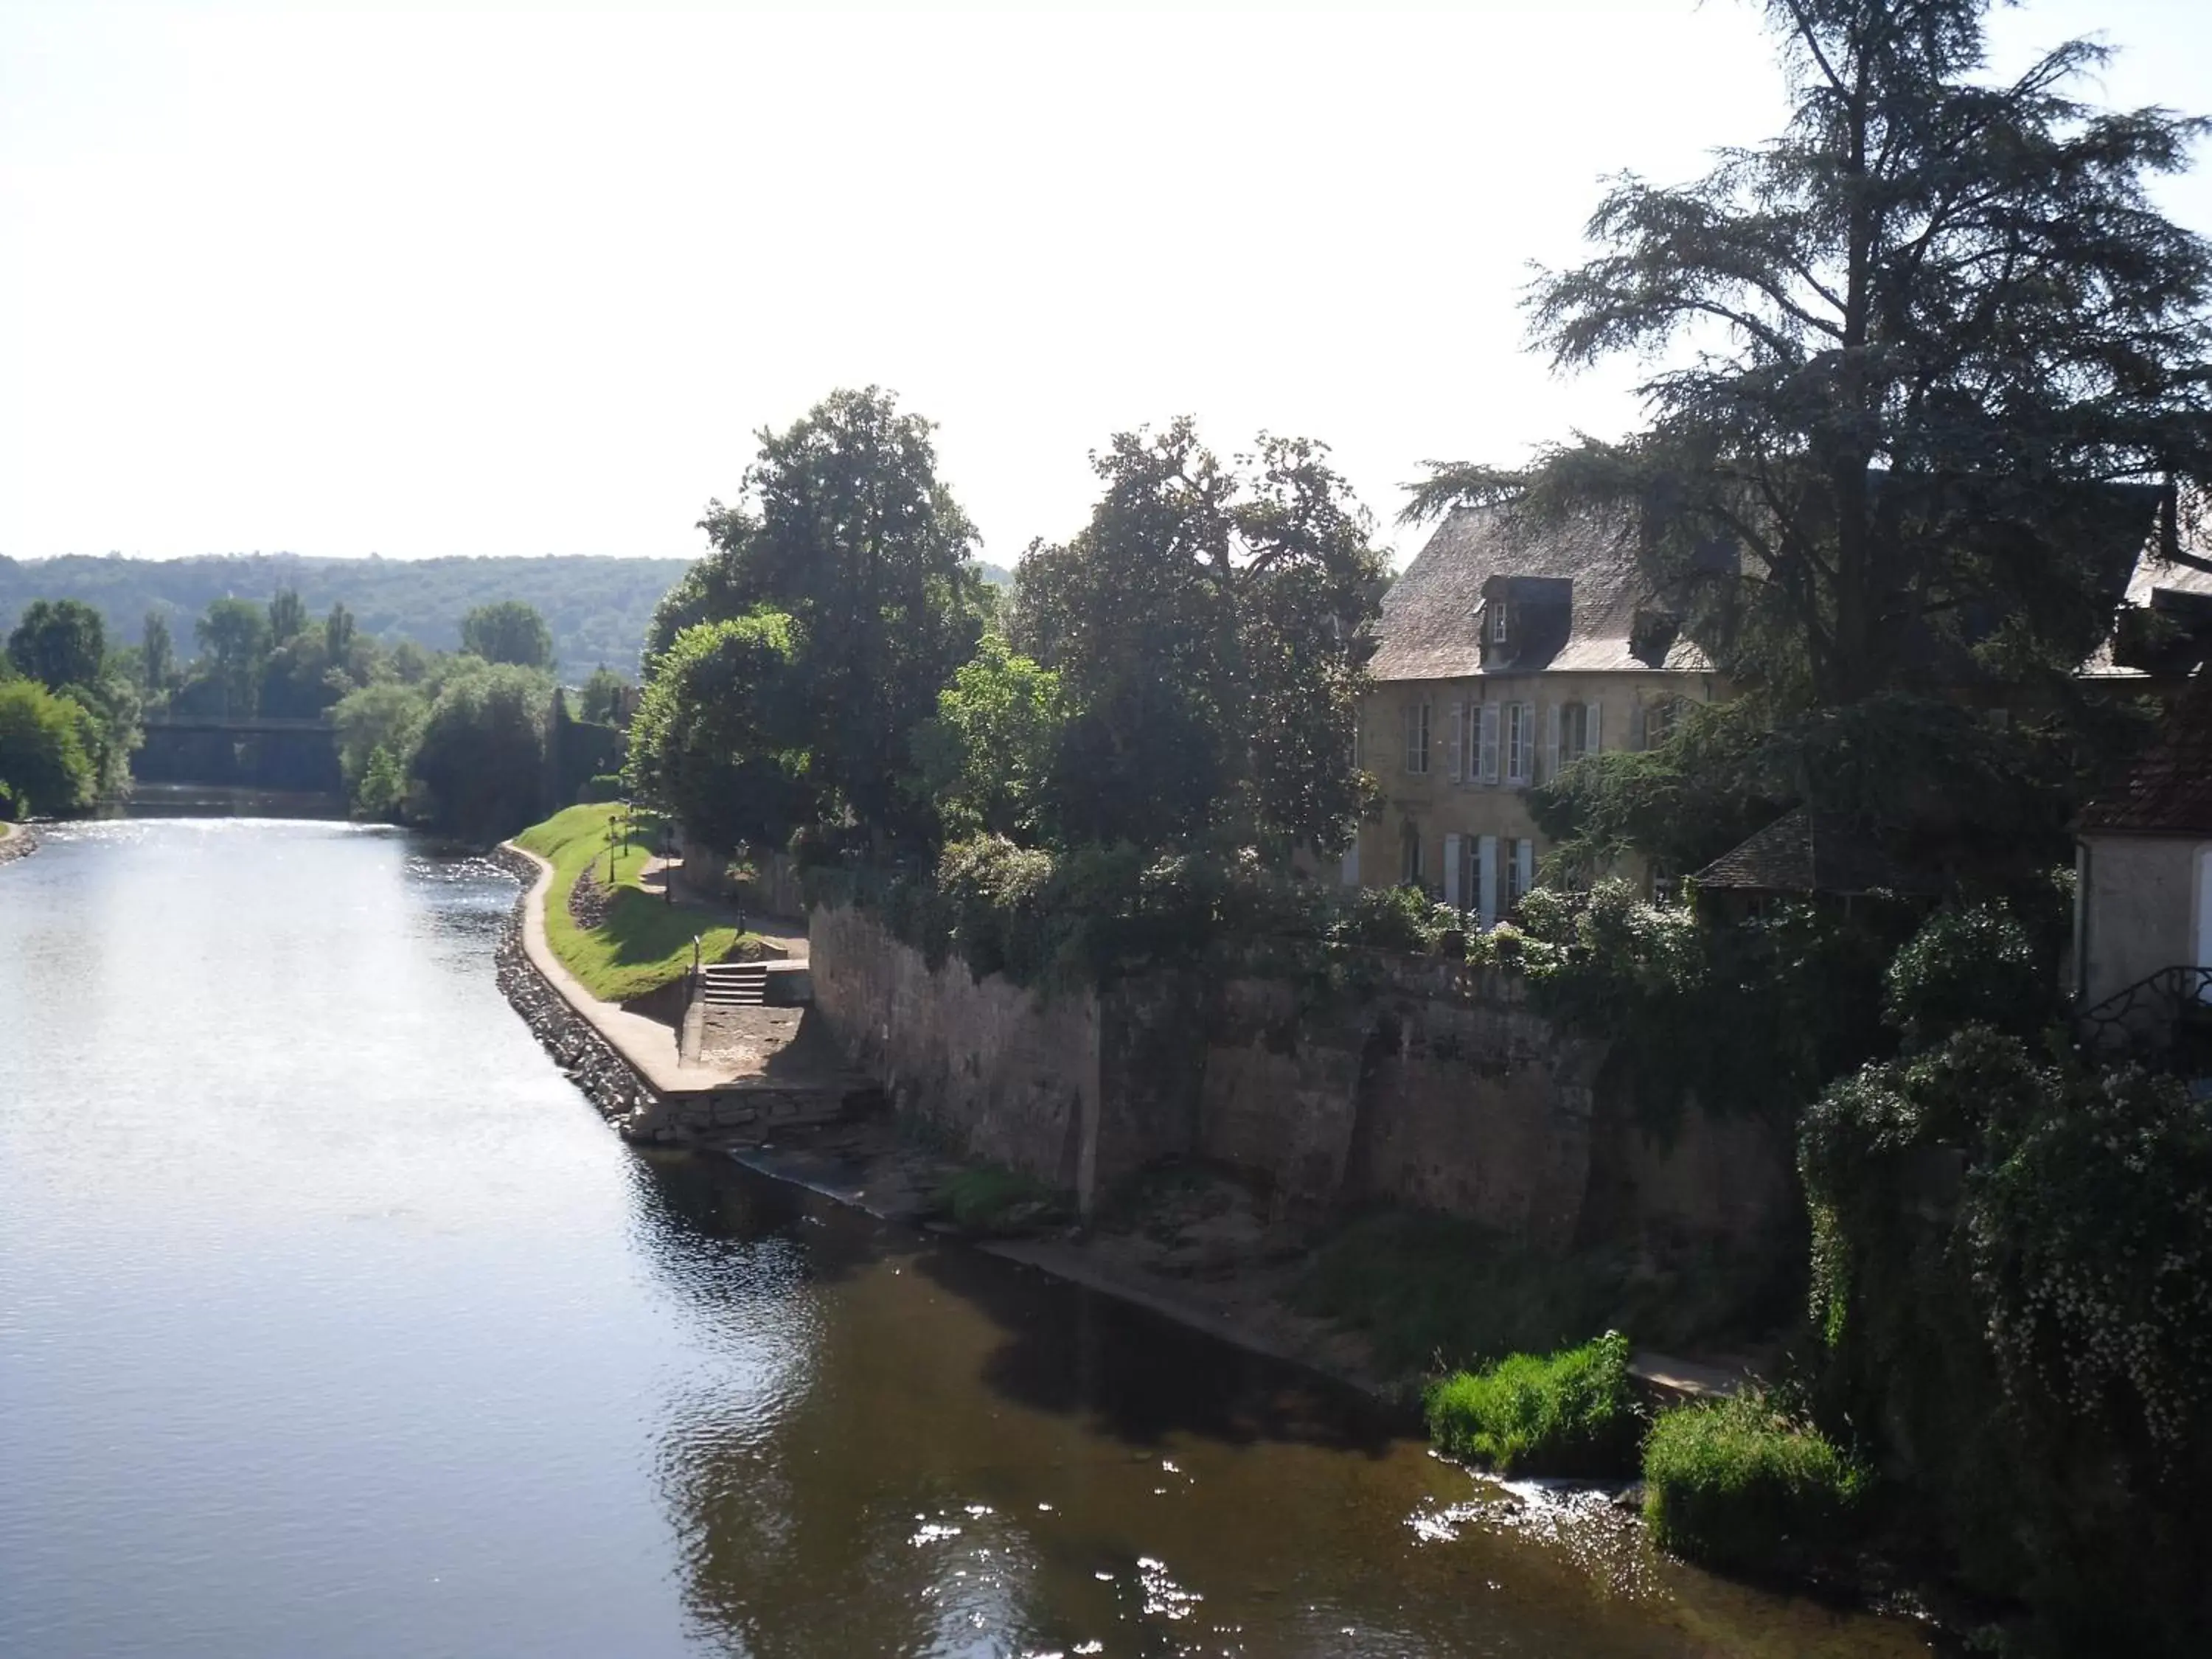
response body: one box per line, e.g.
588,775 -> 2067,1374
1506,701 -> 1535,786
1489,602 -> 1510,645
1403,700 -> 1430,774
1506,838 -> 1536,909
1561,700 -> 1591,764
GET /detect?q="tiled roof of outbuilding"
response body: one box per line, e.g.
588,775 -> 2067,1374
2077,674 -> 2212,837
1370,505 -> 1713,683
1693,808 -> 1944,897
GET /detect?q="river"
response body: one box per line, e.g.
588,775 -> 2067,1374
0,820 -> 1935,1658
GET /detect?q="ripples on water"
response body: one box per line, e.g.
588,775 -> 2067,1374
0,821 -> 1933,1658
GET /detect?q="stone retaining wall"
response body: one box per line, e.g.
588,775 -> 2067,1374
809,900 -> 1789,1256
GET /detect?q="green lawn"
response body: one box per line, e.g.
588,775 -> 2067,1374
513,804 -> 754,1003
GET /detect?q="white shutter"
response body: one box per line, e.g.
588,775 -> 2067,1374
1443,834 -> 1463,908
1515,838 -> 1535,905
1589,700 -> 1602,754
1478,702 -> 1500,785
1478,835 -> 1499,927
1447,700 -> 1464,782
1545,703 -> 1561,782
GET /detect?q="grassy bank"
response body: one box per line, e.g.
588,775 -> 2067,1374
513,804 -> 755,1002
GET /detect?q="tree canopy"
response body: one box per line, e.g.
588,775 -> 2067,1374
1012,420 -> 1383,855
667,387 -> 986,843
6,599 -> 106,693
624,613 -> 811,851
1411,0 -> 2212,706
0,679 -> 96,818
460,600 -> 556,669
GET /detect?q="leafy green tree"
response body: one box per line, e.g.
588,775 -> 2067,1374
64,673 -> 142,799
141,611 -> 176,698
268,587 -> 308,644
407,663 -> 553,841
1410,0 -> 2212,706
460,600 -> 555,669
625,613 -> 811,850
192,598 -> 272,715
6,599 -> 106,692
0,679 -> 96,817
386,639 -> 434,686
1013,420 -> 1382,855
910,633 -> 1067,842
324,602 -> 357,665
577,665 -> 629,726
693,387 -> 986,841
333,681 -> 429,795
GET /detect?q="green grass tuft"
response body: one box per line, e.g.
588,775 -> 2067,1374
1641,1393 -> 1868,1573
931,1164 -> 1060,1233
1424,1332 -> 1641,1475
513,804 -> 751,1002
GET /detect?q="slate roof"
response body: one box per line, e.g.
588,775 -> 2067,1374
1692,808 -> 1944,897
1370,505 -> 1713,683
2076,674 -> 2212,837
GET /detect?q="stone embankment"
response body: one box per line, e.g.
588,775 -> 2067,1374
490,844 -> 860,1145
490,846 -> 662,1136
0,823 -> 38,868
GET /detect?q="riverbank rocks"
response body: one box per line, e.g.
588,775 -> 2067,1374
489,845 -> 658,1139
0,824 -> 38,868
567,866 -> 613,929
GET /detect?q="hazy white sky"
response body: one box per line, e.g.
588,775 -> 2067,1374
4,1 -> 2210,566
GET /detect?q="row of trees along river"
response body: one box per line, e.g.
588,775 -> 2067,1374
4,1 -> 2211,1647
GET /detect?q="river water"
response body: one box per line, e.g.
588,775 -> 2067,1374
0,820 -> 1935,1658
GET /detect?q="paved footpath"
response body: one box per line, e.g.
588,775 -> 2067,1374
501,841 -> 751,1092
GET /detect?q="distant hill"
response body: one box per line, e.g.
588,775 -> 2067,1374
0,552 -> 695,675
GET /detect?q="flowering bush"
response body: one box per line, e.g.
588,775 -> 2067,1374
1801,1029 -> 2212,1649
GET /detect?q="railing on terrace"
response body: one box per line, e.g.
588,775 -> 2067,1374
2075,964 -> 2212,1074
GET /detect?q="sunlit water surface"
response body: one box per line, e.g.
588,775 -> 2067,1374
0,821 -> 1935,1658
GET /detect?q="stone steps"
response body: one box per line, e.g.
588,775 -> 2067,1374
700,962 -> 769,1005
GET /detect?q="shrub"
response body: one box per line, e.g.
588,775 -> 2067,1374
1641,1394 -> 1868,1573
931,1164 -> 1061,1233
1424,1331 -> 1639,1475
1882,900 -> 2058,1048
578,771 -> 626,804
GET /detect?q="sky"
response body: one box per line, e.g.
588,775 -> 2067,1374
4,1 -> 2211,568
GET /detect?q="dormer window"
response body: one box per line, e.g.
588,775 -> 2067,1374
1489,602 -> 1511,646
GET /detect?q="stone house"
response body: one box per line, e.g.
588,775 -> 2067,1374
1347,504 -> 1722,920
2073,676 -> 2212,1052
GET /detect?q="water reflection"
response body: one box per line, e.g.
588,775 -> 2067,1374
0,821 -> 1935,1659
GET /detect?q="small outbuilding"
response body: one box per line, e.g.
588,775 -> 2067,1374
1691,807 -> 1942,921
2073,677 -> 2212,1048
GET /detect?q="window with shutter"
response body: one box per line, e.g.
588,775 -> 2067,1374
1506,703 -> 1534,785
1447,700 -> 1465,783
1477,835 -> 1499,927
1404,700 -> 1430,774
1443,833 -> 1463,908
1559,700 -> 1591,762
1477,703 -> 1501,785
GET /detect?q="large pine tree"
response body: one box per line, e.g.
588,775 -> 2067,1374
1412,0 -> 2212,704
